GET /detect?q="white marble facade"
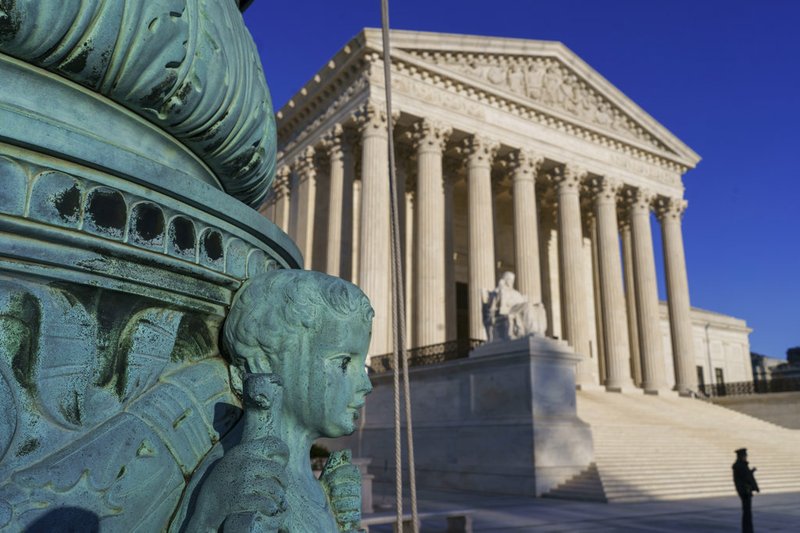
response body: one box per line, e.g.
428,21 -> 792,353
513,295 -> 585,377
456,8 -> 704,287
260,29 -> 751,395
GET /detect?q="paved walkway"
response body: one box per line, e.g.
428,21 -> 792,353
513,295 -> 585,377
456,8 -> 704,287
366,487 -> 800,532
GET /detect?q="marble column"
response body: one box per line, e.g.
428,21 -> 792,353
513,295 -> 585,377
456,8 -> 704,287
656,196 -> 697,395
593,178 -> 634,391
509,149 -> 544,303
272,164 -> 292,233
339,132 -> 356,281
538,191 -> 560,339
404,188 -> 415,348
588,212 -> 606,383
554,164 -> 593,384
287,170 -> 299,242
356,102 -> 392,356
463,135 -> 498,341
322,124 -> 350,277
412,120 -> 451,346
627,188 -> 667,393
443,163 -> 457,342
294,146 -> 317,267
394,148 -> 413,349
351,178 -> 361,284
619,215 -> 642,386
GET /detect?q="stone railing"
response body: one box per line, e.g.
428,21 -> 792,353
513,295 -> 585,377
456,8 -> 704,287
698,377 -> 800,398
369,339 -> 485,373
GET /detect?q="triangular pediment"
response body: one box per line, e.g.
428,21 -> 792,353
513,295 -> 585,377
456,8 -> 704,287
360,29 -> 700,167
415,52 -> 661,146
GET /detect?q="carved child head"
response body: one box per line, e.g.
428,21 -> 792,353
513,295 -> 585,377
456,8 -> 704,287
223,269 -> 374,438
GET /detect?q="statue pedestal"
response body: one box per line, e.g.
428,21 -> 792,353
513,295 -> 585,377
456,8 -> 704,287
470,336 -> 595,495
329,336 -> 594,497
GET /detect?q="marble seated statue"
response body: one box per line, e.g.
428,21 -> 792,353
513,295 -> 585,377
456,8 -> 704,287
482,271 -> 548,342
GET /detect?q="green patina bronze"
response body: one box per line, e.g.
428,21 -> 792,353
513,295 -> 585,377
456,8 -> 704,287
0,1 -> 368,530
184,271 -> 373,531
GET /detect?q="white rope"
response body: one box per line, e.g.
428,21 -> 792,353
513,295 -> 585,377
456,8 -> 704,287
380,1 -> 419,531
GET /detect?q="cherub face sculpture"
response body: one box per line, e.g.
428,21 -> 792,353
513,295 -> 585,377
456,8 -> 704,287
285,312 -> 372,438
223,269 -> 374,439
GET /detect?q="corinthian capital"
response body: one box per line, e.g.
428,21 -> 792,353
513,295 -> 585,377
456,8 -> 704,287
654,196 -> 688,221
460,135 -> 499,168
321,124 -> 345,158
353,101 -> 398,136
272,165 -> 292,198
411,119 -> 452,153
622,186 -> 655,213
353,101 -> 388,134
507,149 -> 544,182
589,176 -> 623,203
294,146 -> 317,180
551,163 -> 587,192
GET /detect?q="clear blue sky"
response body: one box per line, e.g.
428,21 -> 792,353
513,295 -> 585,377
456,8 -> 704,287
243,0 -> 799,359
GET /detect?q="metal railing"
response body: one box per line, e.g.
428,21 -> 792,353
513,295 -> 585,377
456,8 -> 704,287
369,338 -> 484,373
699,377 -> 800,397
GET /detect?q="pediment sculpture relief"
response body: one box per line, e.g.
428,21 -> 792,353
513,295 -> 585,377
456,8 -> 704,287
411,51 -> 665,150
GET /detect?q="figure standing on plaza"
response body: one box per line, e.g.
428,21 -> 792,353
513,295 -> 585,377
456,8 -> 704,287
732,447 -> 759,533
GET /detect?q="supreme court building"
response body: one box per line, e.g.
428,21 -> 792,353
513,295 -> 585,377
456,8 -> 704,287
260,29 -> 751,394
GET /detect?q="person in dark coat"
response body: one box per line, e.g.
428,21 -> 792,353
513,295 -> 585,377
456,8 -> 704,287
732,448 -> 759,533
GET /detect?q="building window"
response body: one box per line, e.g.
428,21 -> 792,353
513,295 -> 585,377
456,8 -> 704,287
715,367 -> 725,396
696,366 -> 705,390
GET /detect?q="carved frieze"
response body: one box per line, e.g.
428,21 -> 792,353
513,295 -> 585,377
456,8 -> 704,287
392,72 -> 488,121
278,70 -> 370,154
410,51 -> 668,152
608,153 -> 683,188
0,153 -> 288,287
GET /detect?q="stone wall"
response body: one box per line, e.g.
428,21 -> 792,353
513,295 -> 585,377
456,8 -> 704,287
322,337 -> 594,497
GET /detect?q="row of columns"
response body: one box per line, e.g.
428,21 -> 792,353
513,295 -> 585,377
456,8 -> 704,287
265,104 -> 698,395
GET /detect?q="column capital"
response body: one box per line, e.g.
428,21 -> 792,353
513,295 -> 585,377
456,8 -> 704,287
460,134 -> 499,168
353,101 -> 396,136
274,164 -> 292,196
275,163 -> 291,180
622,187 -> 656,213
654,196 -> 688,221
294,145 -> 317,181
321,123 -> 345,159
508,149 -> 544,182
411,119 -> 452,154
551,164 -> 587,192
588,176 -> 623,203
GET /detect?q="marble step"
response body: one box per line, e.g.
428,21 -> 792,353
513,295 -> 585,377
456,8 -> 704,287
544,390 -> 800,502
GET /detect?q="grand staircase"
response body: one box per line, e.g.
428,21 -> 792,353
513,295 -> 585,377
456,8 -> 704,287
544,390 -> 800,502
